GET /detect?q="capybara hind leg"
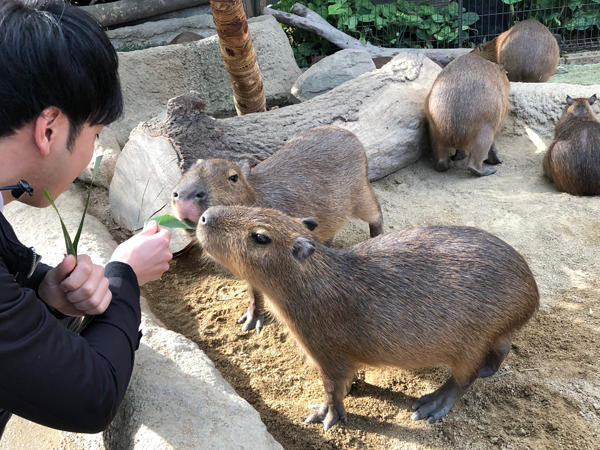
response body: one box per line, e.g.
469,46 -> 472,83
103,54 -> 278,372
355,187 -> 384,237
305,367 -> 354,431
412,372 -> 477,424
478,336 -> 511,378
484,140 -> 503,165
237,285 -> 265,333
451,149 -> 467,161
467,127 -> 497,177
431,130 -> 450,172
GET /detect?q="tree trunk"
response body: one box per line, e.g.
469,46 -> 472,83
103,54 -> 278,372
210,0 -> 266,115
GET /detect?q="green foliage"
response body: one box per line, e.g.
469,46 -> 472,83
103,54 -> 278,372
277,0 -> 600,68
144,214 -> 197,229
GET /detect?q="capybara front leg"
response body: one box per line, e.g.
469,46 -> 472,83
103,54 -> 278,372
451,149 -> 467,161
237,284 -> 265,333
305,368 -> 354,431
484,140 -> 503,165
411,372 -> 477,424
478,336 -> 511,378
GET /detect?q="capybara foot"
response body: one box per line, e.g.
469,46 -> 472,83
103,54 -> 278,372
411,378 -> 468,424
468,164 -> 497,177
237,311 -> 264,334
484,143 -> 503,165
305,402 -> 347,431
478,336 -> 511,378
435,159 -> 450,172
451,149 -> 467,161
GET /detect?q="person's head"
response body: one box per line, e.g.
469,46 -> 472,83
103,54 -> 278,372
0,0 -> 122,206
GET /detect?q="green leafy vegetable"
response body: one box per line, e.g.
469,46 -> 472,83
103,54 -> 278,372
145,214 -> 197,230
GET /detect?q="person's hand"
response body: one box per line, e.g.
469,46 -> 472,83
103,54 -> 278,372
38,254 -> 112,316
110,221 -> 172,286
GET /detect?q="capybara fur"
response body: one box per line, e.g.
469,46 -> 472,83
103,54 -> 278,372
168,31 -> 204,45
425,53 -> 510,176
543,95 -> 600,195
197,205 -> 540,430
172,125 -> 383,332
473,19 -> 559,83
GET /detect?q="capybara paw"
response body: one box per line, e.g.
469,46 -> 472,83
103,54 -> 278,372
304,403 -> 347,431
451,149 -> 467,161
237,312 -> 264,334
411,392 -> 455,424
484,155 -> 503,165
435,160 -> 450,172
468,165 -> 497,177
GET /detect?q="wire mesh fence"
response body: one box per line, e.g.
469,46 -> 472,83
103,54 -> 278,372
273,0 -> 600,67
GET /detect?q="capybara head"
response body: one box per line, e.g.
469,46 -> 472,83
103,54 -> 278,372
172,159 -> 256,224
196,205 -> 318,281
562,94 -> 597,119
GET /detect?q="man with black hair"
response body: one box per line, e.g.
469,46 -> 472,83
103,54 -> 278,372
0,0 -> 173,438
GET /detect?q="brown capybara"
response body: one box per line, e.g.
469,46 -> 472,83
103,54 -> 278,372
543,95 -> 600,195
172,125 -> 384,332
168,31 -> 204,45
473,19 -> 559,83
196,205 -> 540,430
425,53 -> 510,176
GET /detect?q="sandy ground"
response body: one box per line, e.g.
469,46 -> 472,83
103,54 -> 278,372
141,128 -> 600,449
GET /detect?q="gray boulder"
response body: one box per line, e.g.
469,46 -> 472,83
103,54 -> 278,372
107,14 -> 217,51
78,127 -> 121,189
108,14 -> 302,146
1,186 -> 283,450
291,49 -> 376,102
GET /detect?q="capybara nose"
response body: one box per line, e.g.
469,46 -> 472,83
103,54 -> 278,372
172,190 -> 179,202
199,210 -> 211,225
195,191 -> 207,201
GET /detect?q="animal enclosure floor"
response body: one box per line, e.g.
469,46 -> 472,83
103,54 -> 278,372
142,129 -> 600,450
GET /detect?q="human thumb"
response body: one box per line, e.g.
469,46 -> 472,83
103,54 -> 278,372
140,220 -> 158,236
48,254 -> 77,284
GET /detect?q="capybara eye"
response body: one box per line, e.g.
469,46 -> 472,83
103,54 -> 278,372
229,174 -> 239,183
252,232 -> 271,245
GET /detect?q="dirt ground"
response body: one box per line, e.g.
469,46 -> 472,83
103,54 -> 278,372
138,128 -> 600,450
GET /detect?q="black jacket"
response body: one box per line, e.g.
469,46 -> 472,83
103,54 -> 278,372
0,210 -> 142,434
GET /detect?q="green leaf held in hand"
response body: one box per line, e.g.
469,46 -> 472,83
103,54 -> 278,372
145,214 -> 197,230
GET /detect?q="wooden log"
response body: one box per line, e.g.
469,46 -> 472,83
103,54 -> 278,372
265,3 -> 471,66
80,0 -> 210,27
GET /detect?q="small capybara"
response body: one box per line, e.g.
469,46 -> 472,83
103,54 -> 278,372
172,125 -> 383,332
197,205 -> 540,430
169,31 -> 204,45
473,19 -> 559,83
543,95 -> 600,195
425,53 -> 510,176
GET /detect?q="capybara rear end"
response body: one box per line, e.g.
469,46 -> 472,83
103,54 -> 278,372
425,53 -> 510,176
543,95 -> 600,195
197,205 -> 540,430
474,19 -> 559,82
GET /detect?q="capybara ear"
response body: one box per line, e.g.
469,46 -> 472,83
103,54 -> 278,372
292,237 -> 315,260
240,160 -> 251,178
301,218 -> 318,231
193,159 -> 205,168
566,96 -> 574,106
477,43 -> 483,52
499,63 -> 506,71
589,94 -> 597,105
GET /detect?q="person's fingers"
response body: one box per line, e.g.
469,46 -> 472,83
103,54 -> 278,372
65,263 -> 105,303
46,254 -> 77,286
60,254 -> 93,292
69,276 -> 112,315
140,220 -> 158,236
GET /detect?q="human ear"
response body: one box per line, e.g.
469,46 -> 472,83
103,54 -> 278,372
34,107 -> 63,157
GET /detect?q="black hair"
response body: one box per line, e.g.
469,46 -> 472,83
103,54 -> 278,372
0,0 -> 123,146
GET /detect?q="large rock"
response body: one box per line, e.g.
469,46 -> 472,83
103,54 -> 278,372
109,52 -> 441,238
106,14 -> 217,51
78,127 -> 121,189
291,49 -> 376,102
1,187 -> 283,450
108,14 -> 301,146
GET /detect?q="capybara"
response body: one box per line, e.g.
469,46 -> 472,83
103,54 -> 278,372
425,53 -> 510,176
169,31 -> 204,45
473,19 -> 559,83
197,205 -> 540,430
172,125 -> 384,332
543,95 -> 600,195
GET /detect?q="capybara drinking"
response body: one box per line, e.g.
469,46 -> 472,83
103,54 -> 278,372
197,205 -> 540,430
425,53 -> 510,176
473,19 -> 559,83
172,125 -> 383,332
543,95 -> 600,195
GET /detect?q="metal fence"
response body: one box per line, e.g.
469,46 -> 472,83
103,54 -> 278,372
276,0 -> 600,66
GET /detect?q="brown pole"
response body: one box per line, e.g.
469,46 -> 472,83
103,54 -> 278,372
210,0 -> 266,115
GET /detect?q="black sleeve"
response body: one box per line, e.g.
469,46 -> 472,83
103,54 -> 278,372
0,259 -> 141,433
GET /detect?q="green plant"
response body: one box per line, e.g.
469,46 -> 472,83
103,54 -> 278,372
44,155 -> 103,334
144,214 -> 196,229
